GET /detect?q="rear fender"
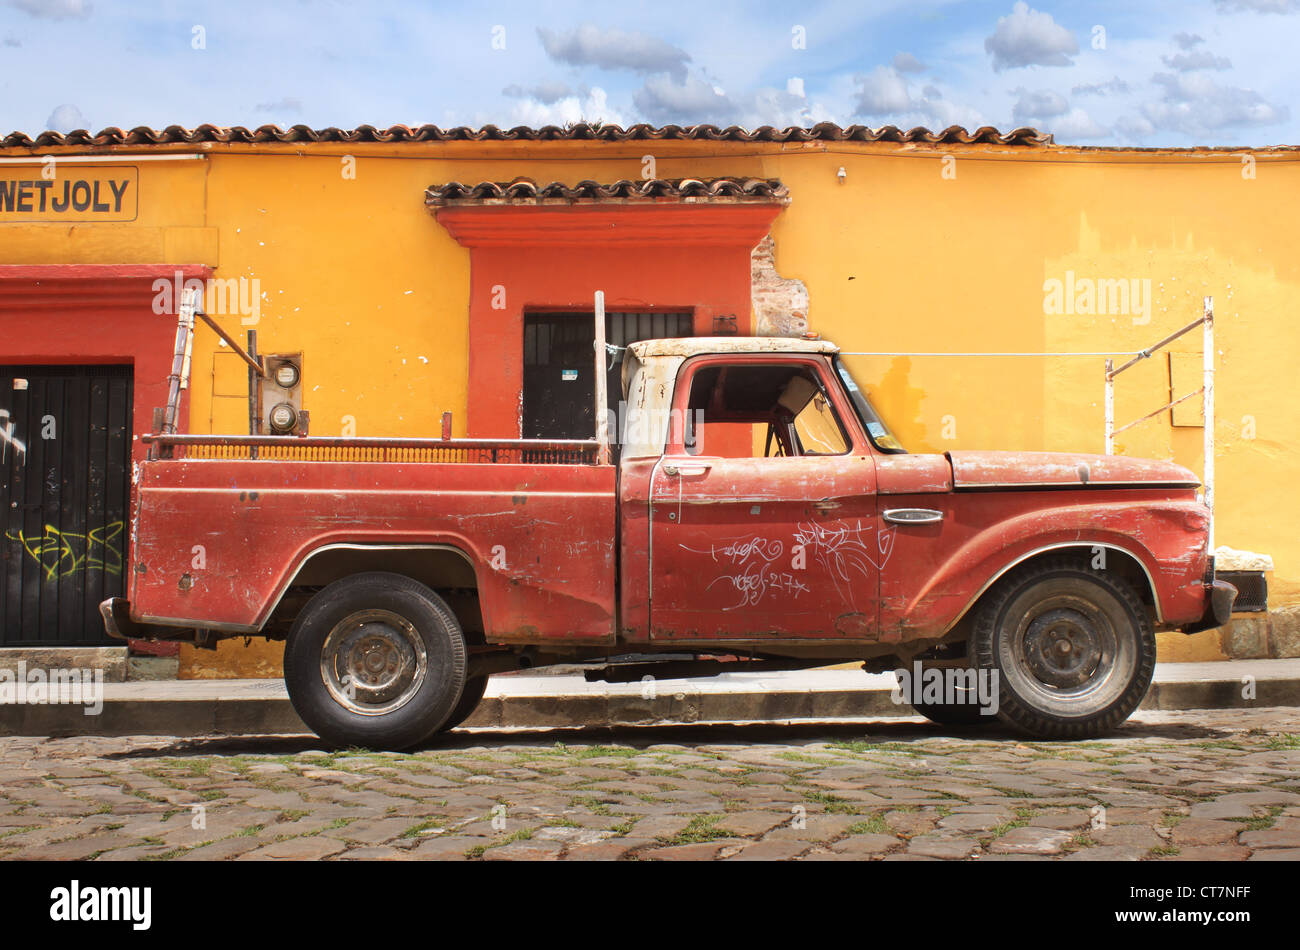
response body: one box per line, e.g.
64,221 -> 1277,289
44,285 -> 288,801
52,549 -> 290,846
259,542 -> 484,631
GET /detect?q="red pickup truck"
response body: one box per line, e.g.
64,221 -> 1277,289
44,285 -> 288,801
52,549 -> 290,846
103,337 -> 1237,748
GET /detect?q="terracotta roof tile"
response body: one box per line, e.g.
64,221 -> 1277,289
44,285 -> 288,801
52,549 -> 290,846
0,122 -> 1053,150
425,177 -> 790,205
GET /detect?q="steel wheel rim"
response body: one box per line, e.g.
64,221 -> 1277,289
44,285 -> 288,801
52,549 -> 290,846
320,609 -> 427,716
998,591 -> 1133,712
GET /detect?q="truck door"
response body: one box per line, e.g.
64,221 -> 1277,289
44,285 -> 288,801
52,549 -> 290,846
648,355 -> 885,641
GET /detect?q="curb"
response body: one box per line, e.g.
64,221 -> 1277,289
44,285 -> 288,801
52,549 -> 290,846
2,663 -> 1297,738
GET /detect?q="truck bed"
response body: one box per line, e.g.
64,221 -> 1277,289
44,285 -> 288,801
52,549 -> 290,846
127,435 -> 617,640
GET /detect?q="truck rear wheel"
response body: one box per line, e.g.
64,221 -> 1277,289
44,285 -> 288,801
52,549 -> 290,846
283,572 -> 467,750
435,675 -> 489,733
970,558 -> 1155,739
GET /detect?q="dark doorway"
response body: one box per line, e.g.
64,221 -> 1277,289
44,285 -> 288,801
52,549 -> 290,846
522,311 -> 692,440
1,365 -> 132,646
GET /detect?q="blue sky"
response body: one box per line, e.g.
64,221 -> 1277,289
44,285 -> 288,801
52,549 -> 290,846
1,0 -> 1297,146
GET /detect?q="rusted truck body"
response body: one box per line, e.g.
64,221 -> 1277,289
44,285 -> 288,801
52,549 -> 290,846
103,338 -> 1238,747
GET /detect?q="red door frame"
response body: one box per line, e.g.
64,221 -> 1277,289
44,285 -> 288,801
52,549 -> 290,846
0,264 -> 211,655
434,203 -> 784,438
0,264 -> 212,464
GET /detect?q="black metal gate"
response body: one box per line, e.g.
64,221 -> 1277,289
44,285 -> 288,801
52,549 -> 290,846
1,365 -> 132,646
523,311 -> 692,440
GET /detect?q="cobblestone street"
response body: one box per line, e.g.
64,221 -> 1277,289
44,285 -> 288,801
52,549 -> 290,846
1,708 -> 1297,862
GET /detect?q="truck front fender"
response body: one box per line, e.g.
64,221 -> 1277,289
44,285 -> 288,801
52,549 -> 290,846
885,497 -> 1210,639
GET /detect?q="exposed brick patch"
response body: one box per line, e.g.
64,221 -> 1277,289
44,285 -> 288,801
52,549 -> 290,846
751,235 -> 809,338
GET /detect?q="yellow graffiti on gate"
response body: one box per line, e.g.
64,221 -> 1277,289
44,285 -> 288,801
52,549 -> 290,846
4,522 -> 124,581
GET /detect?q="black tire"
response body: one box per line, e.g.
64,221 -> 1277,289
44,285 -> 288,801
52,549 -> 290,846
436,675 -> 489,733
283,572 -> 467,751
911,693 -> 993,726
906,660 -> 999,726
971,557 -> 1155,739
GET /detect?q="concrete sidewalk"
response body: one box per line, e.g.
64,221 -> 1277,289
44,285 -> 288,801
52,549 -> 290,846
1,659 -> 1298,738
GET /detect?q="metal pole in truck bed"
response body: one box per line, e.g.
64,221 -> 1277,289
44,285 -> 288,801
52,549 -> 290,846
594,290 -> 610,464
1203,296 -> 1215,552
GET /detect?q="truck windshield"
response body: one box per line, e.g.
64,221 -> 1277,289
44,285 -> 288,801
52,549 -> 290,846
832,357 -> 907,454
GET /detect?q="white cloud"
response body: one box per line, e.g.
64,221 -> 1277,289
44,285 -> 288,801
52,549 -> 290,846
632,74 -> 737,124
1162,50 -> 1232,70
503,81 -> 574,105
45,103 -> 85,131
1114,114 -> 1156,141
742,85 -> 827,128
921,94 -> 985,130
509,86 -> 627,128
8,0 -> 90,19
984,2 -> 1079,71
1073,77 -> 1131,97
1144,72 -> 1289,133
628,72 -> 825,128
852,66 -> 982,129
854,66 -> 915,114
892,52 -> 926,73
538,25 -> 690,79
1215,0 -> 1300,12
1048,108 -> 1109,140
1012,88 -> 1069,120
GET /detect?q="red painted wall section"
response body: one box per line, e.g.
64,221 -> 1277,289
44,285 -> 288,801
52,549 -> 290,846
0,264 -> 211,463
435,203 -> 783,438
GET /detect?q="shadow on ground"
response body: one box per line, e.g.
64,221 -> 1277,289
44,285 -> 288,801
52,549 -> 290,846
101,715 -> 1238,760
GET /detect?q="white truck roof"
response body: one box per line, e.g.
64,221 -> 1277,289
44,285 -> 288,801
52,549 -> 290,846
627,337 -> 840,359
620,336 -> 841,459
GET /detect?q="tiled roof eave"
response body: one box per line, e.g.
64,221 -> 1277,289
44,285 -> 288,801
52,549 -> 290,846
0,122 -> 1054,150
427,197 -> 787,207
424,177 -> 791,206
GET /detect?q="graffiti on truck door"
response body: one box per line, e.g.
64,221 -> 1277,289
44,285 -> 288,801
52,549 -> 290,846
792,519 -> 897,608
685,519 -> 897,611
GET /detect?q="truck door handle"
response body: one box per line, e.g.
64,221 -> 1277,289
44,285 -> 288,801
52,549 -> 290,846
663,462 -> 711,477
883,508 -> 944,525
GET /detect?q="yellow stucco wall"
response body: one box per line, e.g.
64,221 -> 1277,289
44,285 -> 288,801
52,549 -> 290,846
2,138 -> 1293,675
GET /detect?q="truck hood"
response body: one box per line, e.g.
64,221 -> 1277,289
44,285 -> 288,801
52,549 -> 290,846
946,450 -> 1200,490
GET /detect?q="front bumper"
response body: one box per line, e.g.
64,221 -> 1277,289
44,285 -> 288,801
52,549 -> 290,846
1178,579 -> 1239,634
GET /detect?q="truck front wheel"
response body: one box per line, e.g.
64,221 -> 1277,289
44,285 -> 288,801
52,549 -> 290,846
283,572 -> 467,750
970,558 -> 1155,739
909,683 -> 995,727
905,658 -> 998,726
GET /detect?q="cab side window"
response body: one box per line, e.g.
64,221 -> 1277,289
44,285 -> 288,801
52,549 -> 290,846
681,362 -> 850,458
